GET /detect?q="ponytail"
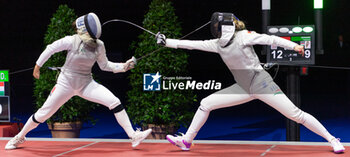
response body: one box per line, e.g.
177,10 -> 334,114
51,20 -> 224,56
234,20 -> 246,31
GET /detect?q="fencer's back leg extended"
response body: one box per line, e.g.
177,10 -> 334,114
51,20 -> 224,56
17,84 -> 74,138
256,93 -> 334,142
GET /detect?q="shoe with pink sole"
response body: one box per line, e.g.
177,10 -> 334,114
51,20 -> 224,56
166,133 -> 191,151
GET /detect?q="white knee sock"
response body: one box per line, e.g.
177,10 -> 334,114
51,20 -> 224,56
185,108 -> 210,143
114,110 -> 135,138
302,112 -> 334,142
17,116 -> 40,138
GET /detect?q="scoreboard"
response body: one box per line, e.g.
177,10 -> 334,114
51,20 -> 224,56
0,70 -> 10,122
266,25 -> 315,65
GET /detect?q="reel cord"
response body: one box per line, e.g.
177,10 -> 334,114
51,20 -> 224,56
102,19 -> 211,61
9,67 -> 34,75
8,18 -> 350,76
9,20 -> 210,75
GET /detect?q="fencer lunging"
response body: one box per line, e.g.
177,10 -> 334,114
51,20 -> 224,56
5,13 -> 151,150
156,12 -> 345,153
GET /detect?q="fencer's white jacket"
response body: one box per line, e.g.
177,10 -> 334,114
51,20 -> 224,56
36,34 -> 125,75
165,30 -> 298,93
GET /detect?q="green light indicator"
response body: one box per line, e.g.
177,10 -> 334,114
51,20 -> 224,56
292,27 -> 302,33
303,27 -> 313,33
0,70 -> 9,82
314,0 -> 323,9
291,36 -> 311,42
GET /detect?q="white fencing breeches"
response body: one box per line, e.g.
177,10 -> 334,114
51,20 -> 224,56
17,72 -> 136,138
184,83 -> 334,143
34,73 -> 121,123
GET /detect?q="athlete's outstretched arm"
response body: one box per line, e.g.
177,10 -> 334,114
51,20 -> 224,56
166,39 -> 219,53
156,32 -> 219,53
241,31 -> 304,54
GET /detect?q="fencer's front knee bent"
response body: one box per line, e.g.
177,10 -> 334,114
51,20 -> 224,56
111,104 -> 124,113
32,114 -> 41,124
107,98 -> 123,113
34,109 -> 55,123
199,98 -> 212,112
108,98 -> 121,110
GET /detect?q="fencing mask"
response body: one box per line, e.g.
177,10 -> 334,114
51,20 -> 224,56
210,12 -> 239,47
76,13 -> 102,39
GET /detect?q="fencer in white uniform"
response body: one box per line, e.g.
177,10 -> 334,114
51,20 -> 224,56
157,12 -> 345,153
5,13 -> 151,150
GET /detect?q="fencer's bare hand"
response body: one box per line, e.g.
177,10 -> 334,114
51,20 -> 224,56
294,45 -> 304,57
33,64 -> 41,79
156,32 -> 166,46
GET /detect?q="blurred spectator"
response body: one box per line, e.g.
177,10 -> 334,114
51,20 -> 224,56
335,34 -> 349,53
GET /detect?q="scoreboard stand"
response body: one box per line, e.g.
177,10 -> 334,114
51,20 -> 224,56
266,25 -> 315,141
286,66 -> 301,141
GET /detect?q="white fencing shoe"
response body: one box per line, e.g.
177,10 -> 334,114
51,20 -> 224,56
166,133 -> 192,151
131,128 -> 152,148
330,138 -> 345,154
5,135 -> 26,150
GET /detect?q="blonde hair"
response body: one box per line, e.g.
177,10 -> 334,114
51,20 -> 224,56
77,29 -> 98,48
72,20 -> 97,48
77,30 -> 94,43
234,20 -> 246,31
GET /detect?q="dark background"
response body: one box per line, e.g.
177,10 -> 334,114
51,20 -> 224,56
0,0 -> 350,139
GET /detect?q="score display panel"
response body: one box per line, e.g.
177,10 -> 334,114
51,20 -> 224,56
266,25 -> 315,65
0,70 -> 10,122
